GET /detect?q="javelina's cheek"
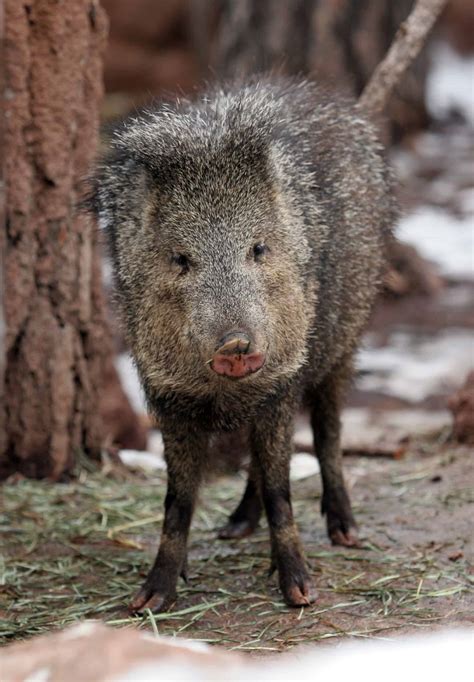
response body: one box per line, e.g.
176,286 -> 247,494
179,322 -> 193,343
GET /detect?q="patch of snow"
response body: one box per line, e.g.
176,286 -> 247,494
357,329 -> 474,402
290,453 -> 320,480
427,42 -> 474,126
147,430 -> 165,457
115,353 -> 147,414
61,621 -> 101,639
293,425 -> 313,450
396,206 -> 474,280
24,669 -> 51,682
263,629 -> 474,682
118,449 -> 166,472
146,636 -> 210,654
113,662 -> 214,682
112,629 -> 473,682
102,256 -> 114,288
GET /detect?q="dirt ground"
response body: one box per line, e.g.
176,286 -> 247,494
1,436 -> 472,652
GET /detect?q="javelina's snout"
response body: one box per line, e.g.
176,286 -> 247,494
210,331 -> 265,379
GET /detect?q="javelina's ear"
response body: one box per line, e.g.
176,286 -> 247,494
80,142 -> 152,238
111,114 -> 165,172
110,107 -> 202,175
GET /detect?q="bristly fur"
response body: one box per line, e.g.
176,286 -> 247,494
90,77 -> 397,612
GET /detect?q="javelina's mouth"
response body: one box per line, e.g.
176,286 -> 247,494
209,352 -> 266,379
208,331 -> 266,379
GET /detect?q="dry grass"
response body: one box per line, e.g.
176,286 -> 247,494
1,447 -> 472,651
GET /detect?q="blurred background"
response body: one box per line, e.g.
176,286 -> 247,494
99,0 -> 474,462
2,0 -> 473,653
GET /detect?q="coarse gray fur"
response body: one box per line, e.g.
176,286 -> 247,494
91,77 -> 396,612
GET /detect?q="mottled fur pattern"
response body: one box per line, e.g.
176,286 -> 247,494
92,78 -> 396,611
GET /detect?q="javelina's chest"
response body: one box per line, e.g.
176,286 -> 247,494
151,383 -> 289,433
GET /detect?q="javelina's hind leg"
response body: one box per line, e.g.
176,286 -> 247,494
309,358 -> 359,547
130,426 -> 206,614
218,458 -> 262,539
251,397 -> 316,607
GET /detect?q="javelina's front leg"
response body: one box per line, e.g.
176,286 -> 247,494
130,426 -> 205,614
251,400 -> 316,607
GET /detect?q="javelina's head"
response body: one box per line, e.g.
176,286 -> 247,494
93,89 -> 316,401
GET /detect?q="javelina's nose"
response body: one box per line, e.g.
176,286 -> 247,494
210,331 -> 265,379
216,331 -> 252,355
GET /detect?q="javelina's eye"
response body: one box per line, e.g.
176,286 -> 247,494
171,253 -> 190,273
253,243 -> 269,261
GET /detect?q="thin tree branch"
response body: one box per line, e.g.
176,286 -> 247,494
359,0 -> 448,115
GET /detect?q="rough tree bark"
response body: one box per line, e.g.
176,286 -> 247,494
1,0 -> 142,480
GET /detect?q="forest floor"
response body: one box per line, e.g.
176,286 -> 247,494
1,435 -> 472,652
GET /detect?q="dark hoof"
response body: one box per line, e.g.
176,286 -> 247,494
330,526 -> 361,548
282,579 -> 317,607
218,518 -> 258,540
129,586 -> 176,615
322,488 -> 358,548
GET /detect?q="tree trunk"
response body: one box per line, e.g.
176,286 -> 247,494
1,0 -> 115,479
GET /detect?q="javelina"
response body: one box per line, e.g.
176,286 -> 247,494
91,78 -> 395,613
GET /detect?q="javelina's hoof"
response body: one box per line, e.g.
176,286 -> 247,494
129,586 -> 176,615
330,527 -> 361,548
282,579 -> 317,607
323,489 -> 359,548
218,518 -> 258,539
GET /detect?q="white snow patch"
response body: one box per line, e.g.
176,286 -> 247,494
102,256 -> 114,288
396,206 -> 474,280
293,425 -> 313,450
357,330 -> 474,402
147,430 -> 165,456
140,634 -> 210,653
61,621 -> 101,640
24,669 -> 51,682
427,42 -> 474,126
290,453 -> 320,480
112,630 -> 473,682
115,353 -> 147,414
113,662 -> 214,682
118,449 -> 166,472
